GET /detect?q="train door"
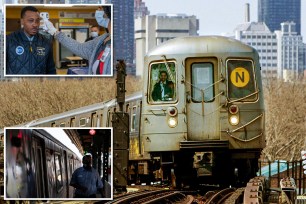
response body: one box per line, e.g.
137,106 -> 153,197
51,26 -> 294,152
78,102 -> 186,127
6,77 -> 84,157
63,150 -> 69,197
32,136 -> 46,198
185,57 -> 220,140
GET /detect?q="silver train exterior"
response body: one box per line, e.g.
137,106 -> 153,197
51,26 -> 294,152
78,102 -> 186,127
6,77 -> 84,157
17,36 -> 264,187
141,36 -> 265,187
5,128 -> 81,199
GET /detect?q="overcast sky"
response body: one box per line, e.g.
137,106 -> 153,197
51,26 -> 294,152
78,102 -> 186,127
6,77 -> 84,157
143,0 -> 306,42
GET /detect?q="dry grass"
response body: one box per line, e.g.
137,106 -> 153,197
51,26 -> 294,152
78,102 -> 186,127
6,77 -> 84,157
0,76 -> 142,128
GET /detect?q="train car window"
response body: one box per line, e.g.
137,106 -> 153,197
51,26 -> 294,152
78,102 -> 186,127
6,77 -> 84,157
35,147 -> 45,197
46,149 -> 56,196
99,114 -> 103,127
79,118 -> 86,127
54,154 -> 63,192
131,106 -> 137,132
149,61 -> 176,103
191,63 -> 214,102
59,123 -> 65,127
227,59 -> 257,101
91,112 -> 97,127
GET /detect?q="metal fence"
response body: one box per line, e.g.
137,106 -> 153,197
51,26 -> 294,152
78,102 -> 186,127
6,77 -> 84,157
259,160 -> 306,195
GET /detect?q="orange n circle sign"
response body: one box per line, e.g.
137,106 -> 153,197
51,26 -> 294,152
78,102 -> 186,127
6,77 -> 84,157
230,67 -> 250,87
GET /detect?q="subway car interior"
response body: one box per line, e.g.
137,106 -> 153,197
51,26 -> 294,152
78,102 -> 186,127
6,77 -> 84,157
5,128 -> 112,200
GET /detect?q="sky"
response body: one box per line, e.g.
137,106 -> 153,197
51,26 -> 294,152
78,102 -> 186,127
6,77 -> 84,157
143,0 -> 306,42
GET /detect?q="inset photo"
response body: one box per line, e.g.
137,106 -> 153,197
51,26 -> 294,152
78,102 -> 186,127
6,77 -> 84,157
4,4 -> 113,77
4,127 -> 112,200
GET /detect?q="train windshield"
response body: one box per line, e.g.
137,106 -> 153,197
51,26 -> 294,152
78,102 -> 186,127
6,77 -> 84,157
149,61 -> 176,103
227,59 -> 257,101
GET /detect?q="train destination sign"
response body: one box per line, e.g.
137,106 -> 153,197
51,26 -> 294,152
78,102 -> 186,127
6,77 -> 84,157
230,67 -> 250,87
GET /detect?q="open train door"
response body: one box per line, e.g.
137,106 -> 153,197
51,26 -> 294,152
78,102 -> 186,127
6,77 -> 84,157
185,57 -> 221,141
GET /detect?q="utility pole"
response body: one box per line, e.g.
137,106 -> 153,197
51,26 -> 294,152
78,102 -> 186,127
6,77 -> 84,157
112,60 -> 130,192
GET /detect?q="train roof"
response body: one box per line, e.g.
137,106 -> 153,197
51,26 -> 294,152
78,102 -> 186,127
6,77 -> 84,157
146,35 -> 256,57
21,91 -> 142,127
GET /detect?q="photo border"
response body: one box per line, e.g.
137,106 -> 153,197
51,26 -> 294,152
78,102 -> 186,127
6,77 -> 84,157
4,4 -> 113,77
4,127 -> 113,201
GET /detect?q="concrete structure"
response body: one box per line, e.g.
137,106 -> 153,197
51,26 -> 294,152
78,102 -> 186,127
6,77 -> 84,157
135,14 -> 199,76
234,22 -> 278,78
258,0 -> 301,35
134,0 -> 149,19
275,22 -> 305,81
18,0 -> 65,3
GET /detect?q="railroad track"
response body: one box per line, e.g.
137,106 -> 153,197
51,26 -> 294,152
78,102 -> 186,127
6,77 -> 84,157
47,176 -> 299,204
106,189 -> 189,204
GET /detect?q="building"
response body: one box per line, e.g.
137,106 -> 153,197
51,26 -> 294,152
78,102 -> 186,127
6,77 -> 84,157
0,10 -> 3,79
233,21 -> 305,80
134,0 -> 149,19
4,0 -> 18,3
18,0 -> 65,3
106,0 -> 135,75
234,22 -> 278,78
258,0 -> 301,35
135,14 -> 199,76
275,22 -> 305,81
63,0 -> 101,3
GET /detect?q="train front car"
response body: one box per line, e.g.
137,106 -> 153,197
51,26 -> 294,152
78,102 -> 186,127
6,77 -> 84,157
141,36 -> 265,188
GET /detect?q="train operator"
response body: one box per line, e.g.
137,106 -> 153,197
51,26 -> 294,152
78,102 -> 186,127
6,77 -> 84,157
152,71 -> 174,101
70,153 -> 103,198
6,6 -> 56,75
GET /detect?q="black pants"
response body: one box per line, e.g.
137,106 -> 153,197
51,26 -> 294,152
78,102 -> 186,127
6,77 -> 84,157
74,194 -> 96,198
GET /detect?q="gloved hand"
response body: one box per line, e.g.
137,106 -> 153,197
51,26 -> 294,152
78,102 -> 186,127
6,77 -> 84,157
44,19 -> 57,36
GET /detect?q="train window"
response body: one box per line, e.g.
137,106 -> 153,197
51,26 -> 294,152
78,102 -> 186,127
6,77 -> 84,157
91,112 -> 97,127
79,118 -> 86,127
227,59 -> 257,101
100,114 -> 103,127
191,63 -> 214,102
131,106 -> 137,132
54,154 -> 63,192
149,61 -> 176,103
59,123 -> 65,127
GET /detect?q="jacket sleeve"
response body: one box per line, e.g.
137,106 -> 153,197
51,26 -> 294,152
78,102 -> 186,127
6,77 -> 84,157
55,32 -> 108,60
47,40 -> 56,74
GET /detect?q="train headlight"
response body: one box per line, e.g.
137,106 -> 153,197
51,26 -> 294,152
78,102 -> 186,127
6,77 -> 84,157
229,115 -> 239,126
168,117 -> 178,128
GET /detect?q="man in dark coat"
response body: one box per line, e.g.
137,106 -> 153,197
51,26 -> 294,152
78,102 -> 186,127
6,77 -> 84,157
152,71 -> 174,101
6,6 -> 56,75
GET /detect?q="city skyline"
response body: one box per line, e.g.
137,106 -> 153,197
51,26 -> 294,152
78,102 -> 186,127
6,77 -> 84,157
143,0 -> 306,43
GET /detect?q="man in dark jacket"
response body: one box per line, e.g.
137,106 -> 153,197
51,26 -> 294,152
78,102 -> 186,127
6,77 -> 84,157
6,6 -> 56,75
152,71 -> 174,101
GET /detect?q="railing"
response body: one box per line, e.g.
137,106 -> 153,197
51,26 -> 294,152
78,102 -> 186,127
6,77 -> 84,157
258,160 -> 306,195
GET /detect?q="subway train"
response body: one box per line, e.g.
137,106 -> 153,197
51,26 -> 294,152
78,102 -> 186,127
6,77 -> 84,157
5,128 -> 82,199
17,36 -> 265,187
